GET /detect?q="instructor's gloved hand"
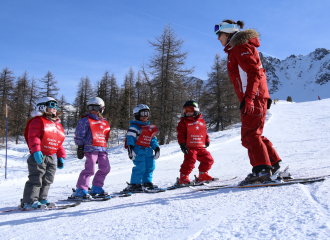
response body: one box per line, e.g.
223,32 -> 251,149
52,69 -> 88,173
154,147 -> 160,160
205,142 -> 210,148
180,143 -> 189,155
57,158 -> 64,169
77,145 -> 84,159
33,151 -> 43,164
242,95 -> 254,115
128,145 -> 136,160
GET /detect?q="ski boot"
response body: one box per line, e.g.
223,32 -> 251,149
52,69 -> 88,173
198,172 -> 213,182
22,201 -> 46,210
72,188 -> 91,199
142,182 -> 158,190
177,173 -> 191,185
39,199 -> 56,208
122,184 -> 143,193
240,169 -> 272,185
271,161 -> 281,175
89,186 -> 108,197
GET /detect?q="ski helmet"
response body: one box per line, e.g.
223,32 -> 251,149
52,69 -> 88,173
214,22 -> 240,37
87,97 -> 105,113
183,100 -> 200,117
35,96 -> 58,113
133,104 -> 150,120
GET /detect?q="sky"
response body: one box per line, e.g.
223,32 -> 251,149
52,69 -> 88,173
1,0 -> 329,104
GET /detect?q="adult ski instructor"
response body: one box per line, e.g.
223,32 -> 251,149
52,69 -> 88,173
215,20 -> 285,183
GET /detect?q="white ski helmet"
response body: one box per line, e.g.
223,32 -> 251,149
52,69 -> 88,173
87,97 -> 105,113
214,22 -> 240,35
133,104 -> 150,120
35,96 -> 57,113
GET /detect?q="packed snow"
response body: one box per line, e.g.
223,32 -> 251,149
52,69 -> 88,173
0,99 -> 330,240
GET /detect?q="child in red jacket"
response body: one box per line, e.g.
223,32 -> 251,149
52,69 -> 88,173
177,100 -> 215,185
22,97 -> 66,209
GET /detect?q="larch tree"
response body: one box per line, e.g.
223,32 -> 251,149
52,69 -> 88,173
39,71 -> 59,98
148,24 -> 194,144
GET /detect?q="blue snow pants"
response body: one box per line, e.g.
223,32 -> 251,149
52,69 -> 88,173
130,145 -> 155,184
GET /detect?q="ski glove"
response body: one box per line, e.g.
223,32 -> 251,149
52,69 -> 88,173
154,147 -> 160,160
33,151 -> 43,164
180,143 -> 189,155
205,142 -> 210,148
77,145 -> 84,159
127,145 -> 136,160
57,158 -> 64,169
241,95 -> 254,115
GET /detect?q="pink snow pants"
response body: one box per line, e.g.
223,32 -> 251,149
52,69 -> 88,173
76,151 -> 111,190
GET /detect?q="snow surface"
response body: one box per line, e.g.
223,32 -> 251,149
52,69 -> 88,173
0,99 -> 330,240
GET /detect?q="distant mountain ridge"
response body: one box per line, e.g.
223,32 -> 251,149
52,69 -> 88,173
260,48 -> 330,102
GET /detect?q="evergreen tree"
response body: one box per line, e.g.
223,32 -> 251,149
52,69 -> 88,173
9,71 -> 31,143
73,76 -> 94,119
0,67 -> 15,143
39,71 -> 59,98
200,54 -> 240,131
148,24 -> 194,144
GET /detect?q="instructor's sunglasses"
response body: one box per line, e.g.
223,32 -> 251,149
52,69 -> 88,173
88,105 -> 102,112
139,110 -> 149,117
47,101 -> 58,110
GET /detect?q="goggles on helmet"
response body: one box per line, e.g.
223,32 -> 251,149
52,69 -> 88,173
139,110 -> 149,117
46,101 -> 58,110
214,23 -> 238,35
183,106 -> 195,114
88,105 -> 102,112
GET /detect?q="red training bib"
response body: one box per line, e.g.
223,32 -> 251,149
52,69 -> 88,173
88,117 -> 110,147
135,125 -> 158,147
40,117 -> 65,154
185,119 -> 207,148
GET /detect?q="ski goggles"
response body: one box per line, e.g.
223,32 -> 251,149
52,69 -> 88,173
88,105 -> 103,112
139,110 -> 149,117
183,106 -> 195,114
46,101 -> 58,110
214,24 -> 238,35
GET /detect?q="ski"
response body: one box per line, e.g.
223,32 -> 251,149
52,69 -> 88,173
118,188 -> 166,194
1,201 -> 81,213
284,175 -> 330,182
166,176 -> 237,190
189,178 -> 326,192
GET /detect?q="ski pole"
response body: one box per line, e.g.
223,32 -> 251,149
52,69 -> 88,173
5,105 -> 8,179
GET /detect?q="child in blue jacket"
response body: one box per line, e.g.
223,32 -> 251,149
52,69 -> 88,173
123,104 -> 160,192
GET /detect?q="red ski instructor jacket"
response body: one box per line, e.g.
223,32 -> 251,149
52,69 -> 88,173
224,29 -> 270,103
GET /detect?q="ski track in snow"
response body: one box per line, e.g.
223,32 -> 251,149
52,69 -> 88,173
0,99 -> 330,239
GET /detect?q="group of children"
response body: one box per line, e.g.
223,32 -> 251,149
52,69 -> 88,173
22,96 -> 215,209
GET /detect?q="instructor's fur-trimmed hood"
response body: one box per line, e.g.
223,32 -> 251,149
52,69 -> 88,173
228,29 -> 260,48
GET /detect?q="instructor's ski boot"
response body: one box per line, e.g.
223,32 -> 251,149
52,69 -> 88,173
122,184 -> 143,193
39,199 -> 56,208
142,182 -> 158,190
177,173 -> 191,185
198,172 -> 213,182
243,169 -> 272,184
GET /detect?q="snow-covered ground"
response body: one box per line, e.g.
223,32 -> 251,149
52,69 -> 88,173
0,99 -> 330,240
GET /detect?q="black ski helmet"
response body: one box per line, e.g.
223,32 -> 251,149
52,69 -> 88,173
183,100 -> 200,116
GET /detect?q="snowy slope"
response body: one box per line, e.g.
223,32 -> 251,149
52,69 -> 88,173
0,99 -> 330,240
